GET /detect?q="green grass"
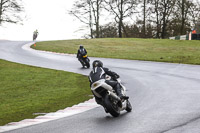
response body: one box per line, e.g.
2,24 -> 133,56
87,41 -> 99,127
0,59 -> 91,126
32,38 -> 200,65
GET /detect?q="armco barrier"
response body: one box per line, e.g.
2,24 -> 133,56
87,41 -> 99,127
170,33 -> 200,40
169,35 -> 189,40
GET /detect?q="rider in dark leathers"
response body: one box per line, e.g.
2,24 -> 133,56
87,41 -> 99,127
33,29 -> 39,41
77,45 -> 87,66
89,60 -> 129,106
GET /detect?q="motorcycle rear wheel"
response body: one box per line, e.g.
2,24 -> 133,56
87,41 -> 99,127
86,62 -> 90,68
104,94 -> 120,117
85,58 -> 90,68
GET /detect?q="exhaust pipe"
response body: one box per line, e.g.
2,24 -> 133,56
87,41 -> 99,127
108,92 -> 121,101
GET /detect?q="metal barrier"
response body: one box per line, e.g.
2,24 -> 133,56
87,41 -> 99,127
169,35 -> 189,40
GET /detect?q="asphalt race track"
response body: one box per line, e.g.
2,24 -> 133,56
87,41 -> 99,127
1,40 -> 200,133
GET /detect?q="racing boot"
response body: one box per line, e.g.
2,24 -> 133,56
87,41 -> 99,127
115,84 -> 129,108
120,95 -> 129,100
115,83 -> 129,100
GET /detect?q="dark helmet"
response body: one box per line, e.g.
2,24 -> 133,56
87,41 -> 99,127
80,45 -> 84,49
92,60 -> 103,68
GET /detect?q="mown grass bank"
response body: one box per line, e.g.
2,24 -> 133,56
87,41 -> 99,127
32,38 -> 200,65
0,59 -> 91,126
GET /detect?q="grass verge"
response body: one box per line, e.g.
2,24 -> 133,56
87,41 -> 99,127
0,59 -> 91,126
32,38 -> 200,65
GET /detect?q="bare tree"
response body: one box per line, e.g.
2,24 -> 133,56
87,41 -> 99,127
70,0 -> 200,38
0,0 -> 23,25
175,0 -> 194,35
151,0 -> 176,38
91,0 -> 103,38
143,0 -> 146,37
140,0 -> 152,37
104,0 -> 137,38
69,0 -> 103,38
69,0 -> 94,38
180,0 -> 186,34
189,0 -> 200,28
161,0 -> 176,38
150,0 -> 162,38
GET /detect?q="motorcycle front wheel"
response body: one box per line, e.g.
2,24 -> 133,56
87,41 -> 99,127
126,100 -> 132,112
104,94 -> 120,117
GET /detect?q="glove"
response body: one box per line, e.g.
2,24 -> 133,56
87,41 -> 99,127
113,74 -> 120,80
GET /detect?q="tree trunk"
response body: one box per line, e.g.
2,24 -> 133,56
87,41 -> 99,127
162,0 -> 167,39
96,0 -> 100,38
143,0 -> 146,38
119,0 -> 123,38
180,0 -> 185,35
89,1 -> 93,38
119,20 -> 122,38
155,0 -> 160,38
0,0 -> 3,24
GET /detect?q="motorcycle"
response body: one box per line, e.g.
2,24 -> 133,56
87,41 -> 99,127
78,54 -> 90,68
33,33 -> 38,41
91,77 -> 132,117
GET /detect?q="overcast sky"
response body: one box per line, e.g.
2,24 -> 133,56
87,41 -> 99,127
0,0 -> 87,41
2,0 -> 199,41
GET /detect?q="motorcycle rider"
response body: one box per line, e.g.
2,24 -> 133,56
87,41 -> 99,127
89,60 -> 129,107
33,29 -> 39,41
77,45 -> 87,67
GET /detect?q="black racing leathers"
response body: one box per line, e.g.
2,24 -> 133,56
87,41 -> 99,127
89,67 -> 123,105
77,48 -> 87,59
77,48 -> 88,66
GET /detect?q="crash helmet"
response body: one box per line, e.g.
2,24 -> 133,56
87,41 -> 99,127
92,60 -> 103,68
79,45 -> 84,49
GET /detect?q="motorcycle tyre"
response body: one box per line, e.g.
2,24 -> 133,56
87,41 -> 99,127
104,94 -> 120,117
86,62 -> 90,68
85,58 -> 90,68
126,100 -> 132,112
79,59 -> 85,68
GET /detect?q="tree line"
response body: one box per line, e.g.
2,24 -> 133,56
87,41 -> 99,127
69,0 -> 200,39
1,0 -> 199,39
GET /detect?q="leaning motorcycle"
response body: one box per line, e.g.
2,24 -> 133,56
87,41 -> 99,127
91,77 -> 132,117
78,54 -> 90,68
33,33 -> 37,41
